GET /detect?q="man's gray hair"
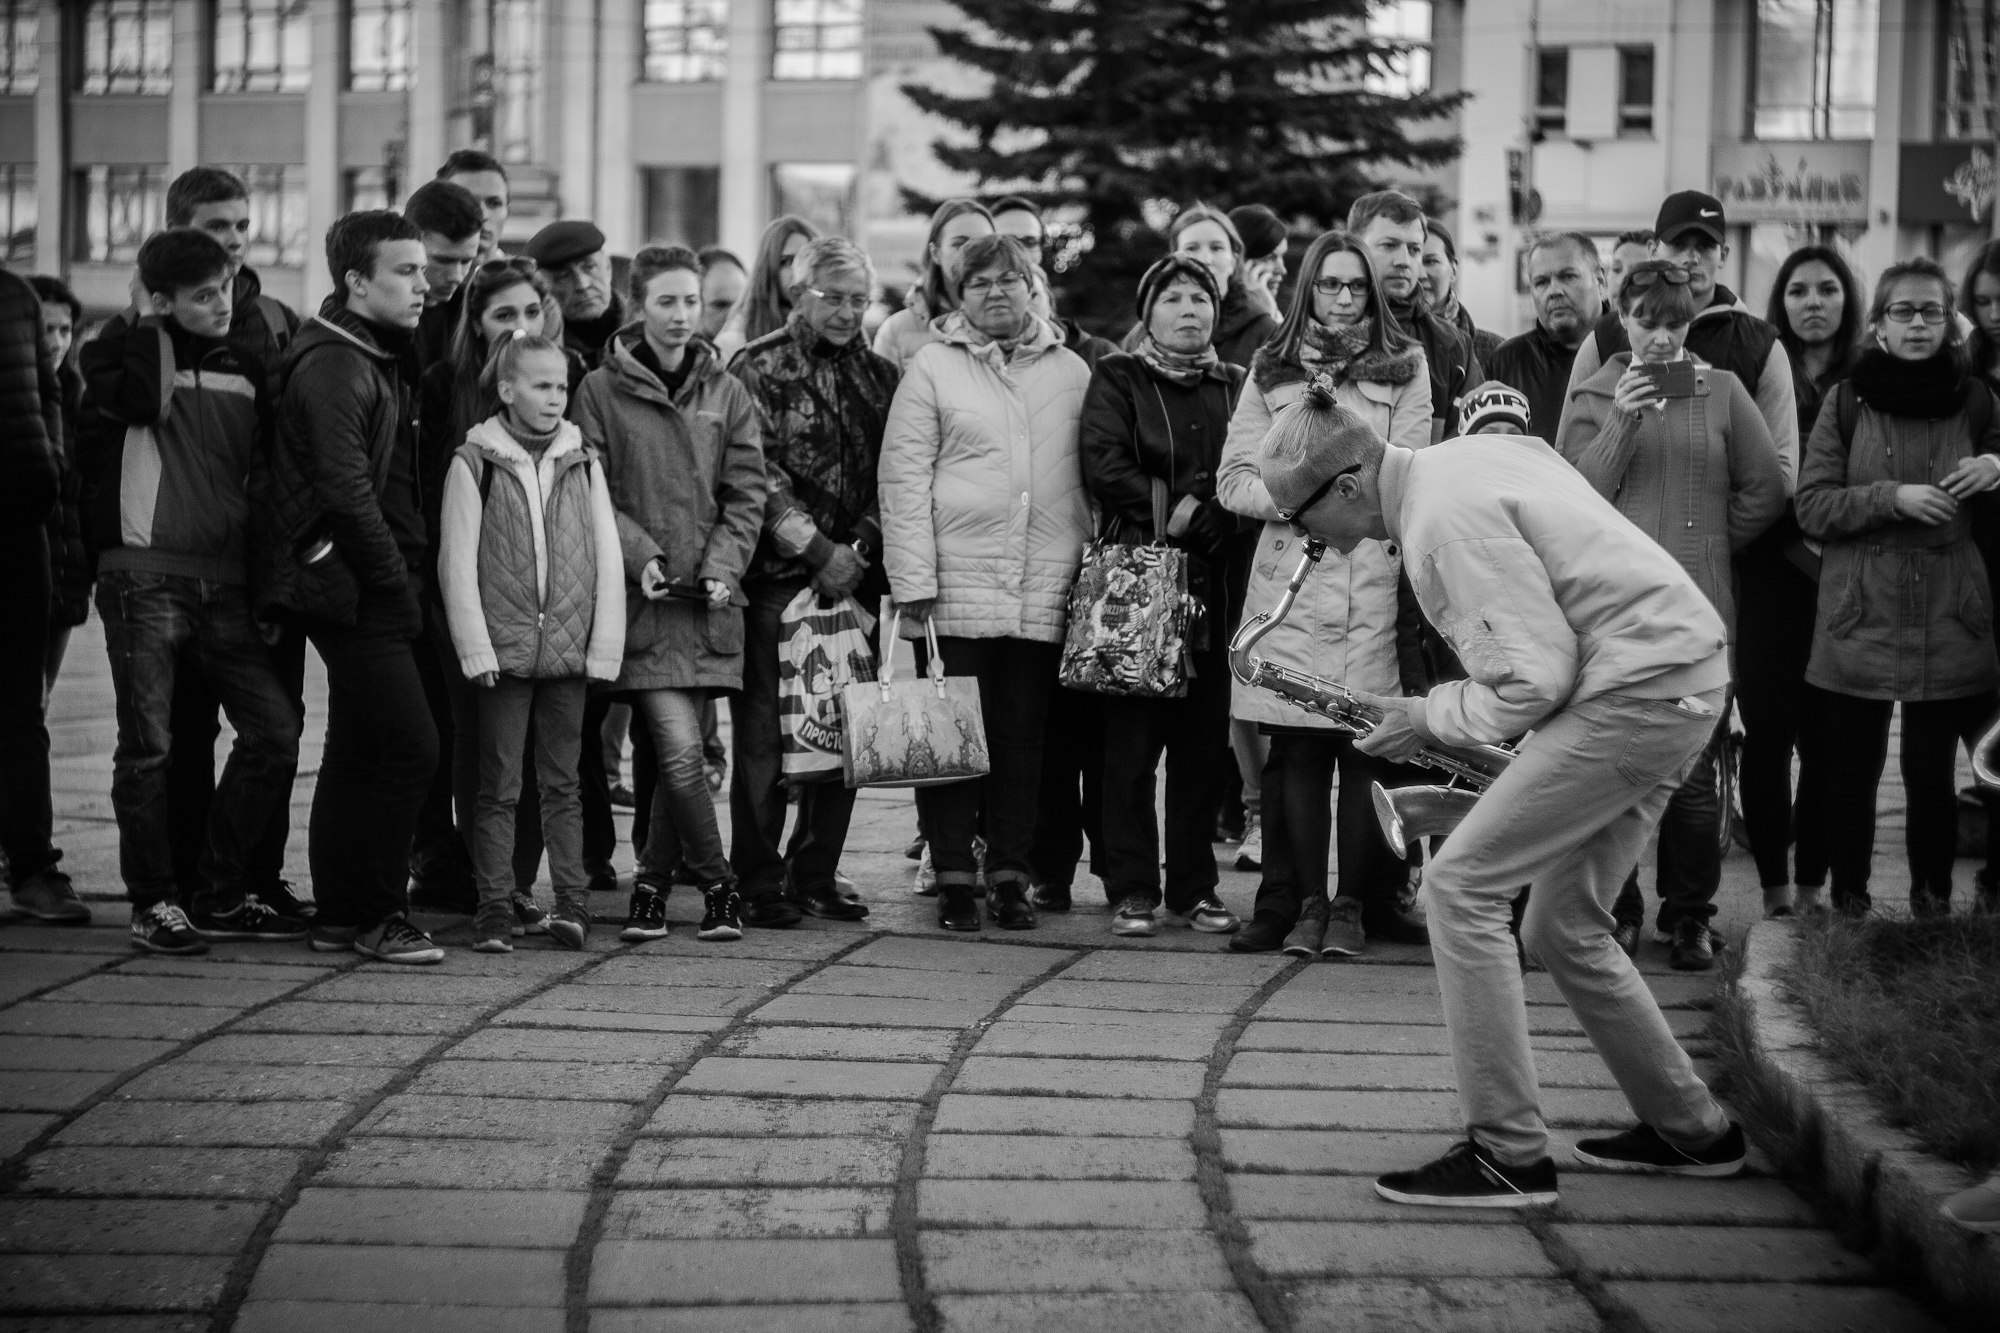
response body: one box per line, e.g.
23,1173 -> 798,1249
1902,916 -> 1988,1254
790,236 -> 873,292
1525,230 -> 1603,274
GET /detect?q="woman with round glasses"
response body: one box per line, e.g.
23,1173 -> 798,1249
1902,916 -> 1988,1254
1796,256 -> 2000,918
1557,258 -> 1785,969
1214,230 -> 1432,958
879,233 -> 1094,934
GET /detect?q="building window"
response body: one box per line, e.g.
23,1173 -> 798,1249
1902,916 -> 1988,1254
1534,48 -> 1568,139
348,0 -> 412,91
345,165 -> 398,212
1363,0 -> 1431,98
1941,0 -> 2000,140
212,1 -> 312,93
0,165 -> 34,265
79,0 -> 174,94
217,164 -> 307,268
1753,0 -> 1877,139
2,1 -> 38,95
74,165 -> 166,263
642,166 -> 720,249
643,0 -> 727,83
471,0 -> 541,165
773,0 -> 862,80
1618,45 -> 1654,137
771,163 -> 853,237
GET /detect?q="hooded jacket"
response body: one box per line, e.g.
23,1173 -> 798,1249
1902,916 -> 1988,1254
879,311 -> 1093,643
0,268 -> 58,530
573,325 -> 766,692
439,417 -> 624,683
1556,353 -> 1787,637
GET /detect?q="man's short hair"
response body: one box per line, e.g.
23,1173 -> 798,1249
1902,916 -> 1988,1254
138,229 -> 233,299
790,236 -> 873,291
1346,190 -> 1427,236
437,149 -> 507,182
404,180 -> 483,243
629,245 -> 702,304
326,209 -> 422,290
697,245 -> 746,275
1615,229 -> 1655,250
1526,230 -> 1602,271
166,167 -> 248,227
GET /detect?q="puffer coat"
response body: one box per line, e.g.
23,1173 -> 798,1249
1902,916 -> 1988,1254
438,418 -> 624,683
1217,361 -> 1431,728
573,327 -> 766,693
878,311 -> 1093,644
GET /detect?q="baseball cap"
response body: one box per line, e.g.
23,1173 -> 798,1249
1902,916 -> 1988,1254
526,220 -> 607,269
1459,382 -> 1532,436
1654,191 -> 1726,245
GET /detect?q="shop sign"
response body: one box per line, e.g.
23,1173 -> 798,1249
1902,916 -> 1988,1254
1711,142 -> 1869,222
1899,142 -> 1994,225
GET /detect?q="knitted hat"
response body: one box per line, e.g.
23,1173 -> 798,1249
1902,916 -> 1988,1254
1229,204 -> 1287,262
1459,381 -> 1532,435
1134,254 -> 1222,325
1260,377 -> 1389,518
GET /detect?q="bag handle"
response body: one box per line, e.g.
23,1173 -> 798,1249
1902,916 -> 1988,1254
876,604 -> 950,696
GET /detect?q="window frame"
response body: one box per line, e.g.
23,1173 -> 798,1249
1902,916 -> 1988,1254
0,163 -> 35,266
1938,0 -> 2000,141
1361,0 -> 1432,99
641,0 -> 729,84
77,0 -> 175,96
1749,0 -> 1878,141
72,163 -> 167,264
1,0 -> 39,96
346,0 -> 412,92
210,0 -> 313,94
1617,44 -> 1655,138
772,0 -> 863,82
217,163 -> 308,268
1534,47 -> 1569,140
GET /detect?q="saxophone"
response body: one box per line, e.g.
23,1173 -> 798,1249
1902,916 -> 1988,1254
1225,540 -> 1516,853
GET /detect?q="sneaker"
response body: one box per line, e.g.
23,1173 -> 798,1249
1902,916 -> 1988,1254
608,780 -> 637,809
1669,918 -> 1715,972
130,902 -> 208,955
1611,921 -> 1641,959
309,922 -> 360,953
192,897 -> 310,942
913,844 -> 938,896
741,893 -> 803,929
1171,897 -> 1240,934
1111,895 -> 1159,937
1573,1122 -> 1747,1178
354,915 -> 446,965
1320,898 -> 1366,957
1283,899 -> 1329,958
1234,818 -> 1263,871
1941,1174 -> 2000,1234
1030,882 -> 1073,913
511,891 -> 549,937
472,903 -> 514,954
698,884 -> 744,942
547,900 -> 590,950
619,887 -> 670,942
256,878 -> 317,921
1375,1138 -> 1559,1208
13,868 -> 92,924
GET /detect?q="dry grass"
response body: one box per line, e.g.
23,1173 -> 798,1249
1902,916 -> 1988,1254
1781,913 -> 2000,1174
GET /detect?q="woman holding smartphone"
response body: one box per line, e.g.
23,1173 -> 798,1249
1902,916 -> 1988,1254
1555,259 -> 1786,969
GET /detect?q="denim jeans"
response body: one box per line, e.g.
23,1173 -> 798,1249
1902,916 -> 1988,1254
916,636 -> 1060,890
1251,729 -> 1415,928
1736,548 -> 1829,890
1028,683 -> 1105,894
1613,716 -> 1725,931
635,688 -> 730,886
1098,648 -> 1228,912
1,526 -> 57,885
729,578 -> 861,900
474,677 -> 586,909
97,572 -> 302,912
1424,688 -> 1732,1167
304,619 -> 439,930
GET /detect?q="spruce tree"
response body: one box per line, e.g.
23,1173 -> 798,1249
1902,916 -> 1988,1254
900,0 -> 1468,332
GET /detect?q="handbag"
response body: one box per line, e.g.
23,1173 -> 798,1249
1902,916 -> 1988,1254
840,611 -> 990,788
1058,473 -> 1198,698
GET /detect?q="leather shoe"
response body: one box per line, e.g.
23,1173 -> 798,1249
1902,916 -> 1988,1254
1030,882 -> 1072,912
741,893 -> 803,929
938,886 -> 981,932
1361,908 -> 1430,947
1229,914 -> 1288,953
989,881 -> 1037,930
796,884 -> 868,921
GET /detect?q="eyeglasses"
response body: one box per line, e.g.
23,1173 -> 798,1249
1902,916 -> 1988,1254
804,286 -> 871,313
478,256 -> 538,276
1884,302 -> 1950,326
1312,277 -> 1371,299
1623,266 -> 1693,291
1276,464 -> 1364,530
962,272 -> 1029,297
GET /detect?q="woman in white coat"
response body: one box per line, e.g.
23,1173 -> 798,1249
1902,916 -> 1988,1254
879,234 -> 1093,934
1219,230 -> 1435,958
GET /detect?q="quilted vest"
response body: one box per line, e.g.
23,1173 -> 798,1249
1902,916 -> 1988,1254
459,441 -> 601,678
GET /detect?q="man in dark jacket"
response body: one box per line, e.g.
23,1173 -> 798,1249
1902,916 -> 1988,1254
529,220 -> 626,370
723,237 -> 898,928
1348,191 -> 1482,440
1485,231 -> 1607,446
257,209 -> 443,964
0,266 -> 80,923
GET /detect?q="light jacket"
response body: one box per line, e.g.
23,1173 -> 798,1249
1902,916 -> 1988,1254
873,302 -> 943,374
878,311 -> 1093,643
1381,435 -> 1731,748
1217,366 -> 1432,726
1556,353 -> 1787,638
573,327 -> 766,692
439,418 -> 624,683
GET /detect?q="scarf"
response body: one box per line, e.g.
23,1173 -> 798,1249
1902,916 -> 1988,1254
1251,318 -> 1423,391
1135,334 -> 1220,387
1850,345 -> 1973,421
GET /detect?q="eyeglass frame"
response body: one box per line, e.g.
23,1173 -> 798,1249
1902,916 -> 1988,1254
1311,276 -> 1372,299
802,285 -> 872,314
1882,301 -> 1950,326
960,271 -> 1030,297
1276,463 -> 1365,532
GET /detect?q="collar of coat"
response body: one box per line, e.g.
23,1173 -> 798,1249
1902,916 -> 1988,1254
932,309 -> 1065,366
463,416 -> 587,471
604,323 -> 721,405
1249,334 -> 1425,393
307,303 -> 403,363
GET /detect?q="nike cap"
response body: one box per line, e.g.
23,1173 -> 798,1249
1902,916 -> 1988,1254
1654,190 -> 1726,245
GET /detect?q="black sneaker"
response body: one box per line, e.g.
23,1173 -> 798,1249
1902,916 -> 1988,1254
193,897 -> 311,942
1669,918 -> 1715,971
1375,1138 -> 1559,1209
698,884 -> 744,942
741,893 -> 802,929
1574,1122 -> 1747,1177
256,878 -> 317,921
130,902 -> 209,955
620,887 -> 670,942
547,900 -> 590,950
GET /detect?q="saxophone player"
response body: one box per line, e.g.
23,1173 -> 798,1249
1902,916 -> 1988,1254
1260,381 -> 1748,1208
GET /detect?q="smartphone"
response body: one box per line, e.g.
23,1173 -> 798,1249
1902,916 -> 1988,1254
1639,361 -> 1700,400
656,581 -> 709,602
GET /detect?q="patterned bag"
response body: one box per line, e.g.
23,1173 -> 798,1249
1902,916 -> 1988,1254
1059,476 -> 1198,698
841,612 -> 990,789
778,590 -> 878,784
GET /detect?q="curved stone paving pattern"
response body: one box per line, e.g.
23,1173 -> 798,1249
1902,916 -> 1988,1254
0,914 -> 1954,1333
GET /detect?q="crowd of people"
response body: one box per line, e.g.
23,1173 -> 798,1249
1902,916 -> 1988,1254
4,157 -> 1998,974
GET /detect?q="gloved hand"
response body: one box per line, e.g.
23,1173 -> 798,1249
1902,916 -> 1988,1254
812,544 -> 867,601
1181,498 -> 1234,552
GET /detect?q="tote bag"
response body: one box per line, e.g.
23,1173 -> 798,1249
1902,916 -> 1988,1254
778,590 -> 878,783
1058,475 -> 1196,698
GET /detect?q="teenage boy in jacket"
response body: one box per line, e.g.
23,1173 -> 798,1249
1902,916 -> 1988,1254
79,229 -> 305,954
255,209 -> 443,965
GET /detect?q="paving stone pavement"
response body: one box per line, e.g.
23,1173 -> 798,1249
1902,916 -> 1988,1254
0,618 -> 1968,1331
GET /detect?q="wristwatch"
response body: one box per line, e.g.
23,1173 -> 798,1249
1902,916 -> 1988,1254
851,537 -> 872,561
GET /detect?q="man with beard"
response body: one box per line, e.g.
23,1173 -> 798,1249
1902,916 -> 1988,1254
1485,231 -> 1606,447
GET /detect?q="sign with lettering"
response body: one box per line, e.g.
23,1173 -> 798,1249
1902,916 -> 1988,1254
1711,142 -> 1869,223
1899,142 -> 1993,225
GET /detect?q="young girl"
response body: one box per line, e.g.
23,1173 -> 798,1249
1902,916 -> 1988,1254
440,333 -> 625,952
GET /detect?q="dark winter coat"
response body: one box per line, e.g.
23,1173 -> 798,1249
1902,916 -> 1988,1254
1484,320 -> 1583,447
46,359 -> 91,626
0,267 -> 59,529
1387,295 -> 1482,441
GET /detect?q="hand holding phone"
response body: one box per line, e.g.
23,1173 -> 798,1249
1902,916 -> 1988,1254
1639,361 -> 1699,400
